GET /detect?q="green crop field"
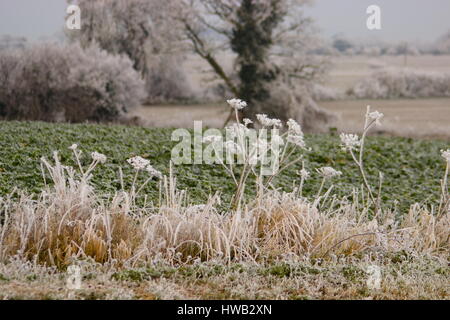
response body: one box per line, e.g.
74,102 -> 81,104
0,121 -> 448,213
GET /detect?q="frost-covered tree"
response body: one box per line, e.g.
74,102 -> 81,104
435,30 -> 450,54
0,43 -> 146,122
67,0 -> 191,103
332,37 -> 353,53
68,0 -> 333,130
172,0 -> 333,129
68,0 -> 170,75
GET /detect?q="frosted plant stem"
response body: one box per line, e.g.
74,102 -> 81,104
72,150 -> 85,175
438,162 -> 449,215
316,177 -> 326,198
350,150 -> 377,212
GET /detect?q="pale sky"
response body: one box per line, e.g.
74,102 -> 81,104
304,0 -> 450,43
0,0 -> 67,40
0,0 -> 449,43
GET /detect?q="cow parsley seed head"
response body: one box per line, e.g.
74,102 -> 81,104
298,168 -> 310,180
225,123 -> 249,140
340,133 -> 361,151
287,119 -> 303,136
287,134 -> 306,149
91,152 -> 107,164
366,265 -> 382,291
146,165 -> 162,178
256,114 -> 282,128
316,166 -> 342,179
366,107 -> 384,125
271,118 -> 282,128
127,156 -> 150,171
243,118 -> 253,126
227,98 -> 247,110
256,114 -> 270,127
441,149 -> 450,163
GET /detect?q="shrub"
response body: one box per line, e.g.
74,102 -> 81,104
68,0 -> 192,105
433,30 -> 450,54
0,43 -> 146,122
146,55 -> 193,104
332,38 -> 353,53
349,69 -> 450,99
310,84 -> 344,101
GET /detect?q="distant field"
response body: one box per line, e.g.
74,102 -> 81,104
320,98 -> 450,139
325,55 -> 450,91
133,54 -> 450,138
132,98 -> 450,139
183,54 -> 450,94
132,103 -> 229,128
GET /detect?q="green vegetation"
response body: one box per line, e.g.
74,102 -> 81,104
0,121 -> 447,212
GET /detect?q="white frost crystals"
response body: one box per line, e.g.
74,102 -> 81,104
243,118 -> 253,127
287,134 -> 306,149
127,156 -> 162,178
146,164 -> 163,179
127,156 -> 150,171
366,107 -> 384,126
227,98 -> 247,110
340,133 -> 361,152
256,114 -> 282,128
91,151 -> 107,164
316,167 -> 342,179
286,119 -> 307,150
441,149 -> 450,163
298,168 -> 310,180
67,145 -> 163,179
366,265 -> 382,290
66,265 -> 82,290
287,119 -> 303,136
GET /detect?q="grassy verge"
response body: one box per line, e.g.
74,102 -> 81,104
0,121 -> 448,212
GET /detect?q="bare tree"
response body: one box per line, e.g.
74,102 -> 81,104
67,0 -> 190,103
435,30 -> 450,54
171,0 -> 333,129
68,0 -> 334,130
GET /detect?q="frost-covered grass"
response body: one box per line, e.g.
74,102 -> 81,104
1,148 -> 447,267
0,256 -> 448,300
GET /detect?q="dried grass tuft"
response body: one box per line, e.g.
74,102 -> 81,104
0,153 -> 447,269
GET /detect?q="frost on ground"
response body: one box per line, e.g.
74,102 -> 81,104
0,256 -> 448,300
